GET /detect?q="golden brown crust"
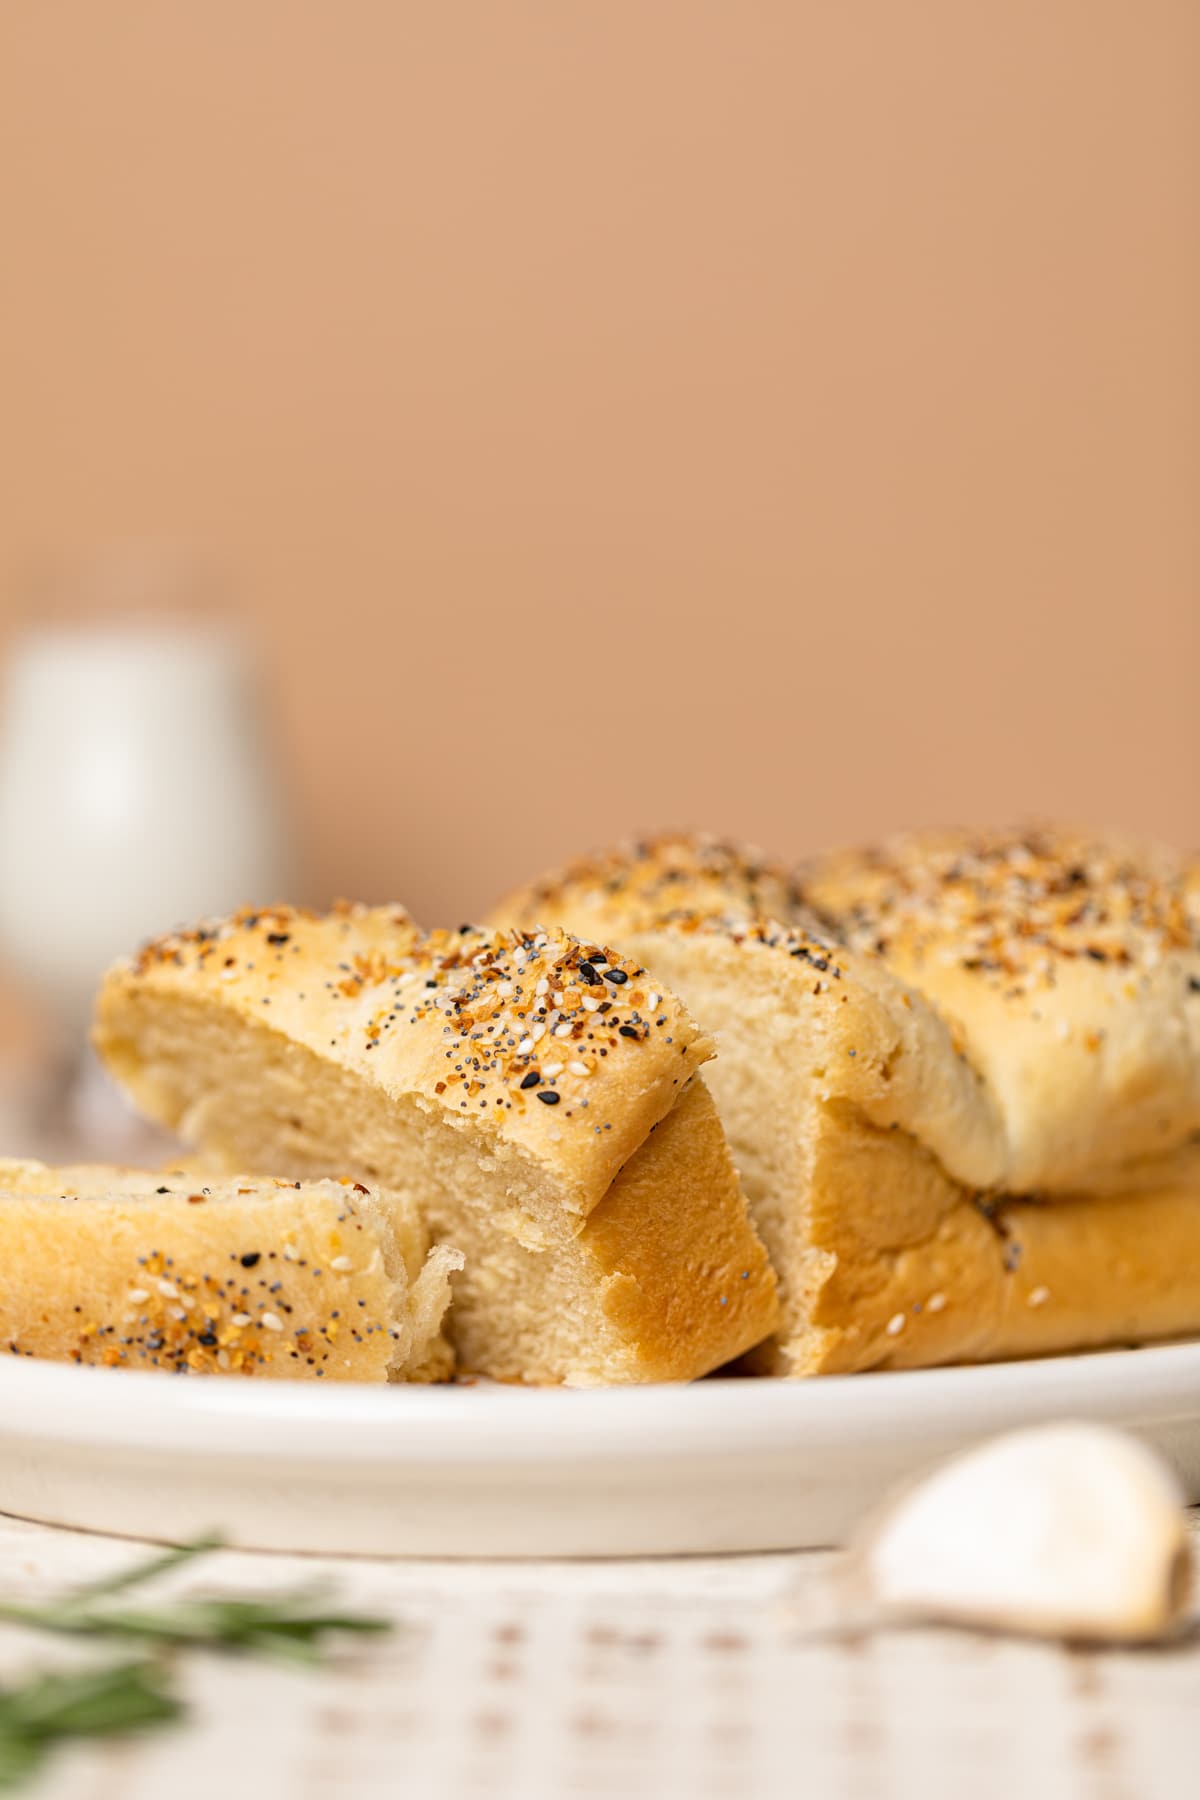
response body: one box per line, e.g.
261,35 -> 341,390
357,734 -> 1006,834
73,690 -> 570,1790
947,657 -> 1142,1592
109,904 -> 714,1221
95,905 -> 779,1384
0,1161 -> 459,1380
803,826 -> 1191,974
492,831 -> 815,938
801,826 -> 1200,1193
783,1114 -> 1200,1375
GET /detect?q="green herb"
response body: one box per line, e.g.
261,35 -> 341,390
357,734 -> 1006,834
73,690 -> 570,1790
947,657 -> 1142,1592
0,1536 -> 389,1665
0,1537 -> 391,1789
60,1535 -> 226,1601
0,1660 -> 182,1791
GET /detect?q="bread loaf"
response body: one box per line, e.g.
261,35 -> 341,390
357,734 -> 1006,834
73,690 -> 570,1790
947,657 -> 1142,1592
0,1161 -> 460,1380
491,833 -> 1200,1373
95,905 -> 778,1384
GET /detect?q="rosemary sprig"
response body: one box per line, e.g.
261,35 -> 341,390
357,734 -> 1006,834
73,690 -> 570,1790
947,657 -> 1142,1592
0,1537 -> 391,1789
61,1535 -> 226,1601
0,1660 -> 182,1791
0,1538 -> 390,1665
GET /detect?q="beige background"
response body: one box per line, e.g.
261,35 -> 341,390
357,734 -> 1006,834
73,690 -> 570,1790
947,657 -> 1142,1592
0,1 -> 1196,933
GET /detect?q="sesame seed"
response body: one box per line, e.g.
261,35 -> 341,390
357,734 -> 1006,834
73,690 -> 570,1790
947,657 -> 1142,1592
231,1312 -> 252,1327
926,1292 -> 946,1313
156,1279 -> 178,1300
1028,1286 -> 1051,1307
261,1312 -> 284,1331
885,1312 -> 906,1336
330,1256 -> 353,1272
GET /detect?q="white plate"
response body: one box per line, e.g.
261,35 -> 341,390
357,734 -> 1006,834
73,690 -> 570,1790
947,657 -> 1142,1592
2,1344 -> 1200,1558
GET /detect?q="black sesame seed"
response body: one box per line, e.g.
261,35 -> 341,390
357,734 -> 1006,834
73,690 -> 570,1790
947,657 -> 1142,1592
536,1090 -> 560,1105
266,932 -> 291,946
198,1331 -> 218,1346
603,968 -> 628,985
578,961 -> 601,985
519,1070 -> 541,1090
240,1252 -> 261,1268
155,1186 -> 170,1195
618,1025 -> 640,1040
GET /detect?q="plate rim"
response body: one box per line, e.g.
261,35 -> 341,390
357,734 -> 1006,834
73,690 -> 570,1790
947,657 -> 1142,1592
2,1338 -> 1199,1467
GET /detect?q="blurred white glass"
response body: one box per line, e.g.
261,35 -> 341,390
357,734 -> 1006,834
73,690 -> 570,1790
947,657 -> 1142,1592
0,618 -> 297,1149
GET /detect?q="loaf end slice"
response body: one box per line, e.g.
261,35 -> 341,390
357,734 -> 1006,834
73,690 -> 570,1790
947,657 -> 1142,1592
0,1161 -> 461,1381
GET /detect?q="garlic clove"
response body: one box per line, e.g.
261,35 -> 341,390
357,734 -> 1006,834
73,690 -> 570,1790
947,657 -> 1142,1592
854,1423 -> 1192,1643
